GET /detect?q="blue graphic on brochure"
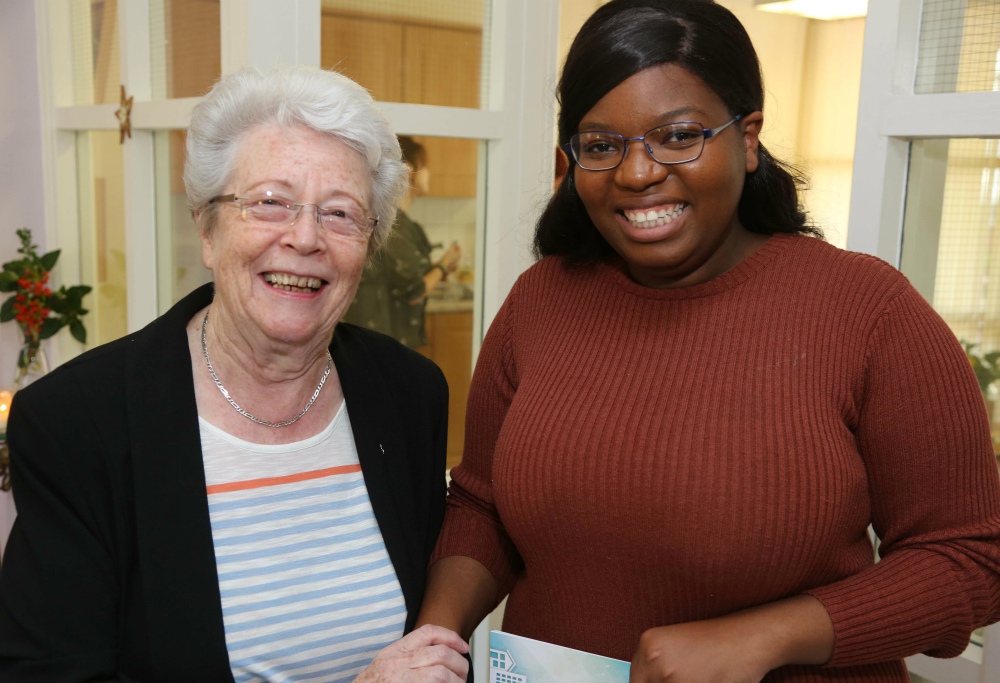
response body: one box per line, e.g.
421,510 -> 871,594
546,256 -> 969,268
489,630 -> 630,683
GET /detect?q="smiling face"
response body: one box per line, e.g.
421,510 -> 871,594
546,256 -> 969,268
573,63 -> 765,289
198,123 -> 372,350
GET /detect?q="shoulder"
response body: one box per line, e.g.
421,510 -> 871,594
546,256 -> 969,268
505,255 -> 603,299
775,234 -> 912,302
780,234 -> 904,279
334,322 -> 445,389
389,211 -> 424,241
13,284 -> 209,412
12,337 -> 130,416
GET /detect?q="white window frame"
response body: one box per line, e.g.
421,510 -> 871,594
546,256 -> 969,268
849,1 -> 1000,680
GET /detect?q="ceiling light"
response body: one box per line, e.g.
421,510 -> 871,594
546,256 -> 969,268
754,0 -> 867,21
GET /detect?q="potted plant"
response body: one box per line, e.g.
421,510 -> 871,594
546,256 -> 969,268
961,340 -> 1000,401
0,229 -> 91,492
0,228 -> 91,387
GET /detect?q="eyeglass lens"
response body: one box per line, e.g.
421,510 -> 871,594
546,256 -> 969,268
238,196 -> 373,236
570,118 -> 741,171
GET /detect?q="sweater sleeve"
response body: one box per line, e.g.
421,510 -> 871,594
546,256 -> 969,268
805,284 -> 1000,666
430,284 -> 524,601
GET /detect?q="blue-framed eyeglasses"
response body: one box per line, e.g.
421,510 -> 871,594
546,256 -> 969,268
567,115 -> 744,171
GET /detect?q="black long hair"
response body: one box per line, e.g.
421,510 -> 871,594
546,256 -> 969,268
535,0 -> 820,262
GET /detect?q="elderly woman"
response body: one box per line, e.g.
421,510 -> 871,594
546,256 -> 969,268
0,66 -> 468,683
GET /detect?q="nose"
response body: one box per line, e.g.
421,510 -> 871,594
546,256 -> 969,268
615,139 -> 668,191
291,203 -> 324,227
283,203 -> 324,251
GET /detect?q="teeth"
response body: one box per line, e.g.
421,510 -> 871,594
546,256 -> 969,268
264,273 -> 322,292
624,204 -> 686,228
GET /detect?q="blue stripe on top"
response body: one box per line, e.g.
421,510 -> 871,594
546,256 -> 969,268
200,406 -> 406,683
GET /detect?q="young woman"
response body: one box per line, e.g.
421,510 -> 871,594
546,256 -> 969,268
417,2 -> 1000,682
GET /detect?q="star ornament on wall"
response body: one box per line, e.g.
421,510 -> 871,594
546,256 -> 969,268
116,85 -> 133,144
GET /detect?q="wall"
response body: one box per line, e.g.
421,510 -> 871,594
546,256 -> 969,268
0,1 -> 46,557
796,17 -> 865,247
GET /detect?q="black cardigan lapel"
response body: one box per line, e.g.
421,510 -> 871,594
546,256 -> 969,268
331,327 -> 420,626
124,284 -> 233,681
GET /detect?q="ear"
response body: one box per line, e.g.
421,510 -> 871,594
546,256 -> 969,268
195,209 -> 216,270
741,111 -> 764,174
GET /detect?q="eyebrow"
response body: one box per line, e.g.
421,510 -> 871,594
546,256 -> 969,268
579,106 -> 707,132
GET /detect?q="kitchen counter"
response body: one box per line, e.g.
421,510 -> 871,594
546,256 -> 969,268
426,298 -> 474,314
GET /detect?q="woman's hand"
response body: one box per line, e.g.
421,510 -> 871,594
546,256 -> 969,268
628,595 -> 834,683
628,620 -> 772,683
354,624 -> 470,683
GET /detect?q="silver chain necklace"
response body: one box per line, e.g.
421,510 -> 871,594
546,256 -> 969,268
201,307 -> 332,428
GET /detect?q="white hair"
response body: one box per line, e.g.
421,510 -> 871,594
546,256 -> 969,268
184,66 -> 408,251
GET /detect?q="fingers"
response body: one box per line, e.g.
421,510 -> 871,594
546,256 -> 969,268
358,626 -> 470,683
408,642 -> 470,678
442,243 -> 461,269
402,623 -> 470,653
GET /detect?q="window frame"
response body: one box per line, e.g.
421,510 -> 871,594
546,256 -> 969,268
849,1 -> 1000,680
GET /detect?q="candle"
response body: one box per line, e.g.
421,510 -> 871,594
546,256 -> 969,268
0,389 -> 12,438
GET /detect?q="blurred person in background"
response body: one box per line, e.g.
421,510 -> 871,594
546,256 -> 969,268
343,136 -> 461,349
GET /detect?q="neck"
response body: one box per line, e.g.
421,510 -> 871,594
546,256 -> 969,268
186,306 -> 345,443
204,304 -> 333,386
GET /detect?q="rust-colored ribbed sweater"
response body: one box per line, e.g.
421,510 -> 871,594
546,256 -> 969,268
433,234 -> 1000,682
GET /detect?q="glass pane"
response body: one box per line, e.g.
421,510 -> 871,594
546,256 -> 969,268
70,0 -> 121,105
899,137 -> 1000,653
76,131 -> 128,346
902,138 -> 1000,449
154,130 -> 212,313
914,0 -> 1000,94
342,137 -> 482,469
149,0 -> 222,100
320,0 -> 491,109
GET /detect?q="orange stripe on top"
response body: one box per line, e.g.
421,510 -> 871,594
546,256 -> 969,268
206,464 -> 362,495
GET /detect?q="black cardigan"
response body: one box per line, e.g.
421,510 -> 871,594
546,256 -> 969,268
0,283 -> 449,682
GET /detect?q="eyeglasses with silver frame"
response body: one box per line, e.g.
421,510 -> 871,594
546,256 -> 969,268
208,191 -> 379,238
567,115 -> 744,171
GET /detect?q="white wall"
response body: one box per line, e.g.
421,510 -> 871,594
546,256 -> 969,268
0,0 -> 46,556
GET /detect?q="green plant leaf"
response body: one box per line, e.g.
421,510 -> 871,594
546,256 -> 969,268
0,296 -> 15,322
69,318 -> 87,344
1,257 -> 30,275
47,297 -> 68,314
39,249 -> 60,271
0,271 -> 19,292
61,290 -> 83,308
38,317 -> 64,340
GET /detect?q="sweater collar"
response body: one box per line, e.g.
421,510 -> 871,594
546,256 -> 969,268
597,233 -> 795,300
